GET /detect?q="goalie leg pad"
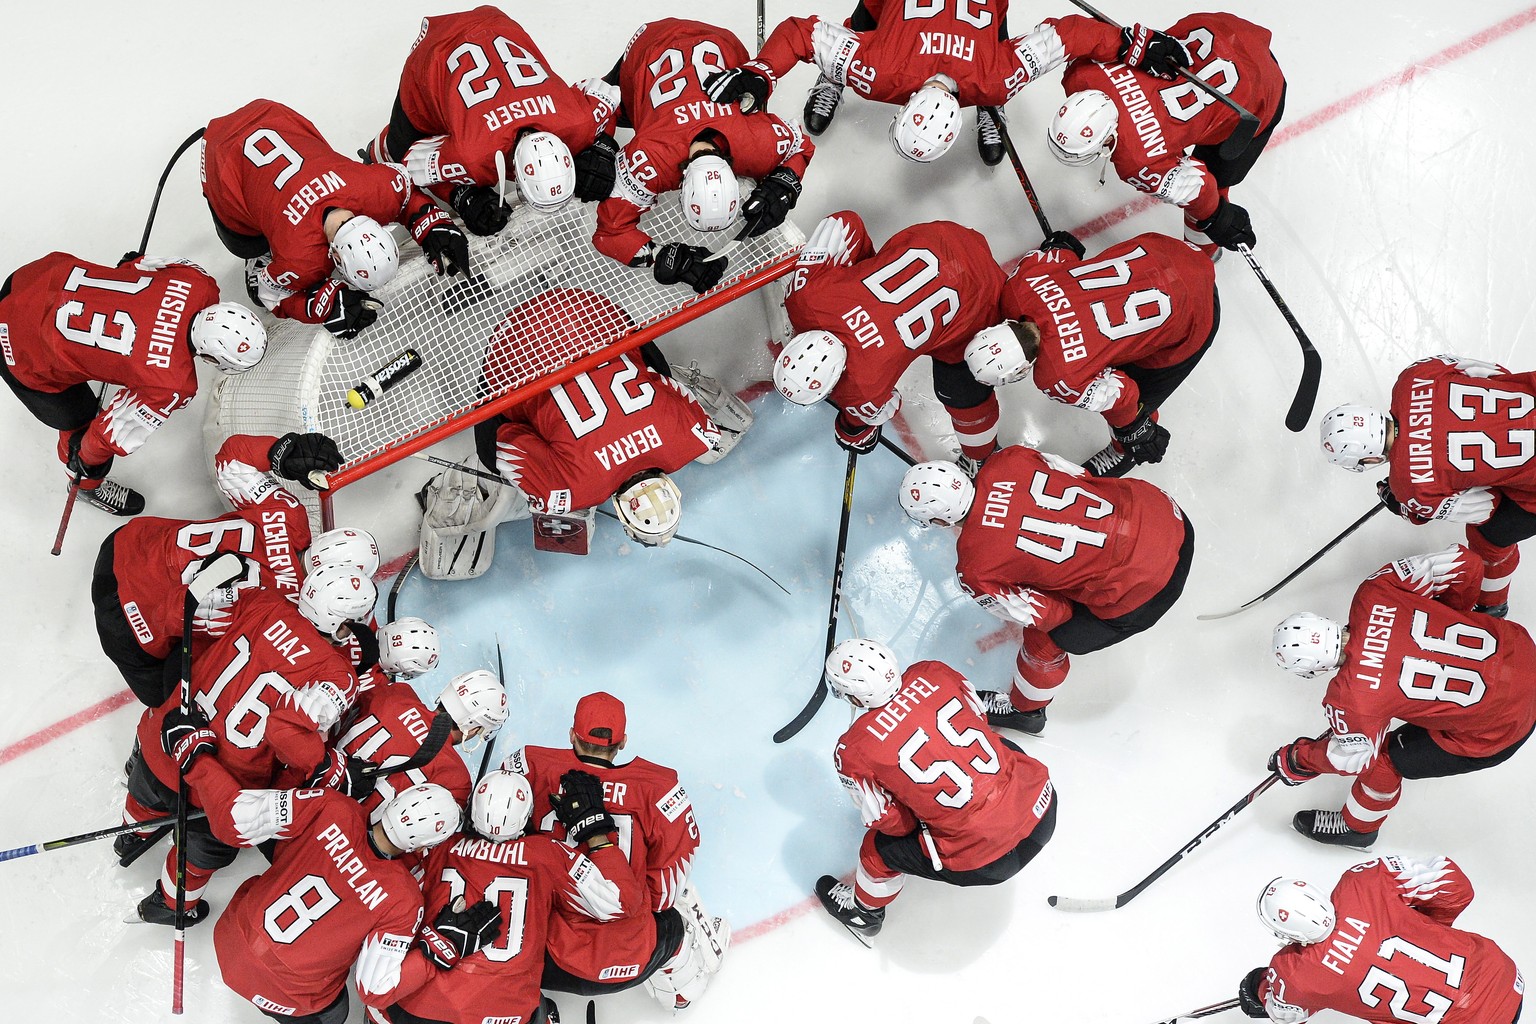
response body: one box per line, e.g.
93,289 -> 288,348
533,506 -> 596,556
418,469 -> 528,580
643,888 -> 730,1009
673,363 -> 754,435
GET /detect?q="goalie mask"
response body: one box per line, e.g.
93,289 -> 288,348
774,330 -> 847,405
1257,877 -> 1336,945
379,783 -> 461,853
680,154 -> 740,232
378,617 -> 440,679
330,214 -> 400,292
614,470 -> 682,547
1271,612 -> 1345,679
190,302 -> 267,373
470,769 -> 534,842
304,527 -> 381,576
514,130 -> 576,211
899,461 -> 975,527
889,82 -> 961,163
1048,90 -> 1118,168
438,668 -> 509,750
825,638 -> 902,708
298,563 -> 378,637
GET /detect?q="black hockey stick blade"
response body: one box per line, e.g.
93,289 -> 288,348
1150,998 -> 1242,1024
1286,338 -> 1324,432
117,823 -> 174,867
1217,113 -> 1260,160
363,711 -> 454,778
474,639 -> 505,781
386,551 -> 420,622
773,677 -> 830,744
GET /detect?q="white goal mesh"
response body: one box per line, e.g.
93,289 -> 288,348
205,187 -> 803,524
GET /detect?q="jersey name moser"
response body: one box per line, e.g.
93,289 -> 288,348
315,823 -> 389,910
1021,275 -> 1086,362
1105,64 -> 1168,158
1405,377 -> 1436,485
482,94 -> 557,132
861,674 -> 942,742
283,170 -> 348,226
1355,603 -> 1397,687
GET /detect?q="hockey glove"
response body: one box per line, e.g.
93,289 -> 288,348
1039,230 -> 1086,259
1375,478 -> 1406,519
269,432 -> 343,487
741,167 -> 802,238
418,898 -> 502,970
1118,24 -> 1191,81
1237,967 -> 1269,1018
552,769 -> 616,844
411,205 -> 472,277
307,746 -> 377,800
161,705 -> 217,773
833,412 -> 881,455
62,427 -> 113,481
322,285 -> 383,340
1112,410 -> 1171,466
704,67 -> 771,113
1195,198 -> 1256,251
1269,740 -> 1321,786
573,133 -> 620,202
448,184 -> 511,237
652,243 -> 728,294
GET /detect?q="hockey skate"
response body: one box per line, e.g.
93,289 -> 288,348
1473,601 -> 1509,618
135,888 -> 210,927
1293,809 -> 1377,850
976,107 -> 1006,167
815,875 -> 884,945
803,76 -> 844,136
1083,441 -> 1133,478
976,690 -> 1046,735
956,454 -> 985,480
243,255 -> 272,306
79,479 -> 145,517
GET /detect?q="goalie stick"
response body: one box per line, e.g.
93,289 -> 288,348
1048,773 -> 1280,912
1149,998 -> 1241,1024
1237,244 -> 1322,432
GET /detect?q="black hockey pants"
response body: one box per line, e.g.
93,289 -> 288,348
874,788 -> 1057,886
541,908 -> 685,995
1192,80 -> 1288,190
125,748 -> 239,874
1387,721 -> 1534,781
92,530 -> 177,706
1122,289 -> 1221,417
1050,514 -> 1195,656
258,986 -> 348,1024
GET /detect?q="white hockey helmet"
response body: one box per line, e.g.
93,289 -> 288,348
774,331 -> 847,405
329,214 -> 400,292
1319,404 -> 1390,472
1271,612 -> 1345,679
825,638 -> 902,708
514,130 -> 576,211
297,563 -> 378,637
470,769 -> 535,842
190,302 -> 267,373
965,322 -> 1035,387
378,617 -> 440,679
1048,90 -> 1119,167
304,527 -> 381,576
379,782 -> 461,853
680,154 -> 740,232
1257,877 -> 1336,945
889,83 -> 962,163
614,470 -> 682,547
899,461 -> 976,527
438,668 -> 509,742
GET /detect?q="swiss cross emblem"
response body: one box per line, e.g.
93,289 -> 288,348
541,518 -> 575,536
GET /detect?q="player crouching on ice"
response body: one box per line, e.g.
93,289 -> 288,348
814,640 -> 1056,943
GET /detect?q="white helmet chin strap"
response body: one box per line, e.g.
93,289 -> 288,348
458,728 -> 487,754
1095,134 -> 1117,187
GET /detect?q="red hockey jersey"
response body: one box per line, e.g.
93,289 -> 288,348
834,660 -> 1053,871
784,211 -> 1004,425
1259,857 -> 1525,1024
1000,233 -> 1217,428
1061,13 -> 1285,220
1387,355 -> 1536,522
336,679 -> 472,826
955,445 -> 1187,628
0,252 -> 217,460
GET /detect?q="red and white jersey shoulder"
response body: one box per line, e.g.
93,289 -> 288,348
834,660 -> 1053,871
1000,232 -> 1216,428
337,680 -> 472,826
1260,857 -> 1524,1024
954,445 -> 1186,628
785,211 -> 1004,424
1387,355 -> 1536,521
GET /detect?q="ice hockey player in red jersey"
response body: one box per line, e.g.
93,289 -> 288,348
965,230 -> 1219,477
813,640 -> 1055,941
1049,13 -> 1286,257
1268,544 -> 1536,849
0,251 -> 266,515
369,6 -> 622,235
705,1 -> 1187,166
1321,354 -> 1536,616
900,446 -> 1193,733
1237,859 -> 1525,1023
772,210 -> 1006,468
386,768 -> 646,1024
202,99 -> 471,339
92,431 -> 344,705
506,691 -> 730,1009
590,19 -> 814,293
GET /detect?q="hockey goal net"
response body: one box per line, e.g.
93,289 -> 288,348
205,188 -> 804,528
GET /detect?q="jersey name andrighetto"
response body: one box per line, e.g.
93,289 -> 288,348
1402,373 -> 1438,485
1103,63 -> 1169,158
860,673 -> 943,742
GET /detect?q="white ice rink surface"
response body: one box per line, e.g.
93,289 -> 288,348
2,2 -> 1535,1022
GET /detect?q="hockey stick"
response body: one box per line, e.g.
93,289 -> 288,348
361,712 -> 455,779
0,810 -> 207,863
1236,244 -> 1321,432
774,449 -> 858,743
1048,773 -> 1280,911
1197,502 -> 1385,620
1064,0 -> 1258,159
996,116 -> 1055,238
878,434 -> 919,468
1149,998 -> 1241,1024
476,639 -> 506,781
386,551 -> 419,622
757,0 -> 766,49
50,383 -> 107,557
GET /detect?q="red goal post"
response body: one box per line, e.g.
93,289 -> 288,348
204,191 -> 804,530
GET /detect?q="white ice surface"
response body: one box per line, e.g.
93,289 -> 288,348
1,2 -> 1534,1022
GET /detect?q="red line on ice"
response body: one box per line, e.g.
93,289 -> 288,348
0,689 -> 136,767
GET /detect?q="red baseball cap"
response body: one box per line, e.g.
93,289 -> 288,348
573,691 -> 626,747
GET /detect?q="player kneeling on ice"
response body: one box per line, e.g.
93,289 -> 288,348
813,640 -> 1056,942
203,99 -> 471,340
1235,858 -> 1525,1024
367,6 -> 623,234
966,230 -> 1219,478
705,1 -> 1186,166
900,447 -> 1193,734
772,210 -> 1006,470
1268,544 -> 1536,850
93,432 -> 345,706
506,692 -> 729,1010
1322,354 -> 1536,618
1048,13 -> 1285,259
0,251 -> 266,516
